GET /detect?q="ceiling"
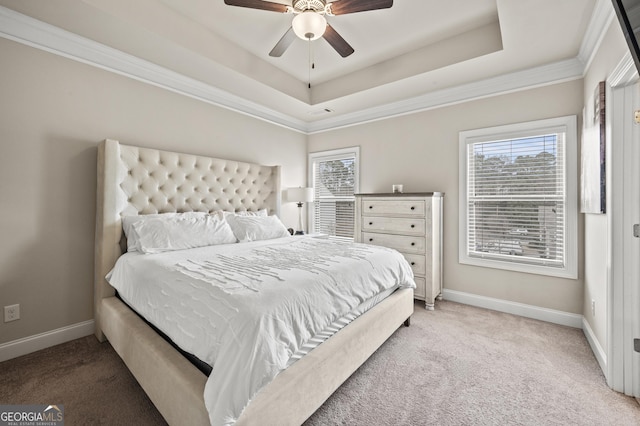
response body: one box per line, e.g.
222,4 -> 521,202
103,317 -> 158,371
0,0 -> 605,132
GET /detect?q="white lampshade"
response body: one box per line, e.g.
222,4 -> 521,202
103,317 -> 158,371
292,11 -> 327,41
288,187 -> 314,203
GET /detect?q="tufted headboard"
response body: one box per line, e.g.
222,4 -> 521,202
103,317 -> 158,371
94,139 -> 281,338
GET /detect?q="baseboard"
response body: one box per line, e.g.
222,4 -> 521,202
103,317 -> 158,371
582,317 -> 607,375
0,320 -> 95,363
441,289 -> 583,328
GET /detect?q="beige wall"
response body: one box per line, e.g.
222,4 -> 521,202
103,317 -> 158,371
309,80 -> 585,314
0,4 -> 630,353
582,21 -> 629,348
0,38 -> 307,345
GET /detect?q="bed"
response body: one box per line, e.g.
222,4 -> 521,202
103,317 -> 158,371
93,139 -> 415,425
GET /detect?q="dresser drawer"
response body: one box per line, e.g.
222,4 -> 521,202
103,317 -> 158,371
413,276 -> 426,300
361,199 -> 425,216
402,253 -> 426,275
362,232 -> 425,253
362,216 -> 426,235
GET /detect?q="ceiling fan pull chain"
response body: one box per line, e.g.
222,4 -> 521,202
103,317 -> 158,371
308,38 -> 312,89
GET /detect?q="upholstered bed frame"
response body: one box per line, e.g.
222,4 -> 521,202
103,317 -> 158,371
94,139 -> 414,425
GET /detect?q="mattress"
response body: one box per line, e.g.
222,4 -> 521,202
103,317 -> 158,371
106,236 -> 415,425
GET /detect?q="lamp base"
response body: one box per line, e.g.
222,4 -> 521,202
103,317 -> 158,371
296,202 -> 305,235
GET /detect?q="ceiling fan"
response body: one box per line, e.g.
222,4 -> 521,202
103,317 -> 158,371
223,0 -> 394,58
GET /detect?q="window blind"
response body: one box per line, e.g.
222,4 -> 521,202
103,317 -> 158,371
311,153 -> 357,239
466,133 -> 566,268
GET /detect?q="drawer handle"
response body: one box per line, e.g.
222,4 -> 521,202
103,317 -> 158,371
411,262 -> 416,266
411,242 -> 416,246
410,206 -> 415,210
369,238 -> 373,242
369,222 -> 373,225
410,224 -> 415,228
369,205 -> 373,209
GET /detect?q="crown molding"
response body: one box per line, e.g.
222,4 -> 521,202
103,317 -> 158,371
0,4 -> 609,135
578,0 -> 616,72
0,6 -> 309,133
306,58 -> 585,133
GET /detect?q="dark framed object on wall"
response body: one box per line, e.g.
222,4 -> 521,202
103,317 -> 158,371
580,80 -> 606,214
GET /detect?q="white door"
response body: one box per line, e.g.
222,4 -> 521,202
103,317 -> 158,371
609,78 -> 640,398
629,82 -> 640,399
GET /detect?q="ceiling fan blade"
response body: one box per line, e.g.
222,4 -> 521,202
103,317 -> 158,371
323,24 -> 354,57
224,0 -> 289,13
269,27 -> 296,57
329,0 -> 393,15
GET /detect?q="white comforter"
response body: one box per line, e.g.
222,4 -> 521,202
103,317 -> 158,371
107,236 -> 415,425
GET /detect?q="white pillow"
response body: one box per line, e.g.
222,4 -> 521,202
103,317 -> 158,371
122,212 -> 208,252
132,213 -> 237,254
217,209 -> 268,219
226,214 -> 290,242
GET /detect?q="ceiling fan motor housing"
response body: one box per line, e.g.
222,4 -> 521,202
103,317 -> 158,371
293,0 -> 329,14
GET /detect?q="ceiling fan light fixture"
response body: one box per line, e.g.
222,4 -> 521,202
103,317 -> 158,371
292,10 -> 327,41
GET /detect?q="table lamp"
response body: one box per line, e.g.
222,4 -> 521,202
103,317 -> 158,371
287,187 -> 314,235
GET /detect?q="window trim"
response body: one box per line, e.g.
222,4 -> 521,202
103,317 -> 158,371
308,147 -> 360,237
458,115 -> 578,279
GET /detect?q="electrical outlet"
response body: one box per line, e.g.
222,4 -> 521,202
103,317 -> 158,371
591,299 -> 596,317
4,304 -> 20,322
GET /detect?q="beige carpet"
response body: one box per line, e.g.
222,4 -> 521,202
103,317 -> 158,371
0,333 -> 165,425
1,300 -> 639,425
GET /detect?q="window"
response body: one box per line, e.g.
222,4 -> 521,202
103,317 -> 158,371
309,147 -> 359,240
459,116 -> 577,278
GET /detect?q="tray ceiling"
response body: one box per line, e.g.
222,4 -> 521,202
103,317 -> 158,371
0,0 -> 599,131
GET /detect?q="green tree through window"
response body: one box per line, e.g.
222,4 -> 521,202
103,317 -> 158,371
310,148 -> 359,239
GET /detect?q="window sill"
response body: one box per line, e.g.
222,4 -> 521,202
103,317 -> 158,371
459,254 -> 578,279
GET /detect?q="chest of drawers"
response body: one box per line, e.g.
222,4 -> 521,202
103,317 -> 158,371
355,193 -> 444,310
